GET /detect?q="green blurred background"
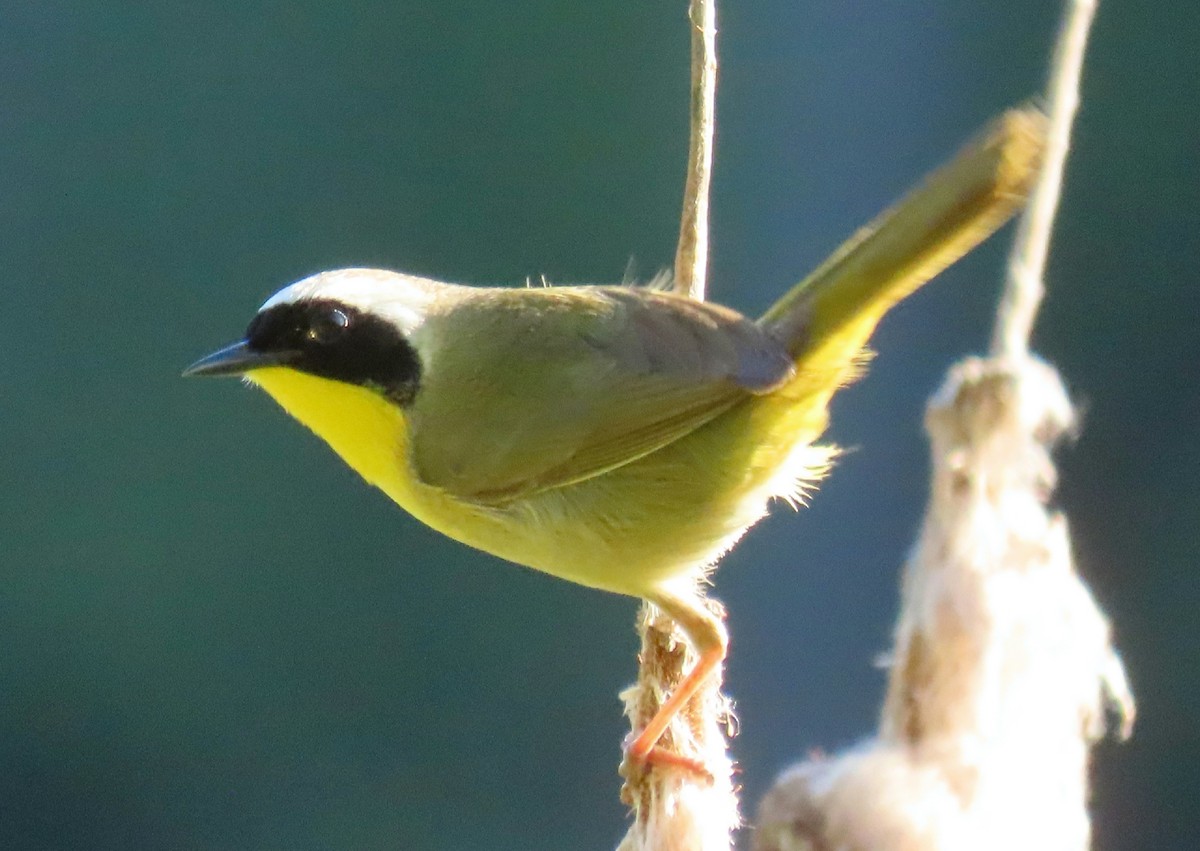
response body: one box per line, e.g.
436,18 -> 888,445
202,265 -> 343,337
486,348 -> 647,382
3,1 -> 1195,848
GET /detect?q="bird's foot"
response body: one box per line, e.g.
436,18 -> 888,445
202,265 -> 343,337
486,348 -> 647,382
620,735 -> 714,785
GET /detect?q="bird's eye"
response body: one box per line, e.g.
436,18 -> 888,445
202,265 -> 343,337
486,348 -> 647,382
306,307 -> 350,343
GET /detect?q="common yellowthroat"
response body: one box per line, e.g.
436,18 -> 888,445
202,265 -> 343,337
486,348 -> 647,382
185,112 -> 1044,772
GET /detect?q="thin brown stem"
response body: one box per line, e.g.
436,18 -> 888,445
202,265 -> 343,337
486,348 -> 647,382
992,0 -> 1098,358
673,0 -> 717,302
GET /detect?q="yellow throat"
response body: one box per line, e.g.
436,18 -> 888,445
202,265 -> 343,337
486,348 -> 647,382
247,366 -> 418,508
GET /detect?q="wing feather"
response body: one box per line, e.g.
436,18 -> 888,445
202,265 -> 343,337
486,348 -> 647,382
405,286 -> 793,504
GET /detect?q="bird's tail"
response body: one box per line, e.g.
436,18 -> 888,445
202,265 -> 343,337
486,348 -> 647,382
759,108 -> 1048,374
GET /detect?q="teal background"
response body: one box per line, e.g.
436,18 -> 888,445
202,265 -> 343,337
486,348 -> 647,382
3,2 -> 1195,848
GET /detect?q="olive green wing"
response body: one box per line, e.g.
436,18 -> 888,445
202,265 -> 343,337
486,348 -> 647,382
405,286 -> 794,505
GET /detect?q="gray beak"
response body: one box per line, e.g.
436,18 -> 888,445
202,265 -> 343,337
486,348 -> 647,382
182,341 -> 293,377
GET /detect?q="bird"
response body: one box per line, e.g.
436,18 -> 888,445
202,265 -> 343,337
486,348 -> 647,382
184,111 -> 1043,776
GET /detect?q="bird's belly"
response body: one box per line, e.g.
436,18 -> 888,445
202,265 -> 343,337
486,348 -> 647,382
403,472 -> 754,597
403,392 -> 835,597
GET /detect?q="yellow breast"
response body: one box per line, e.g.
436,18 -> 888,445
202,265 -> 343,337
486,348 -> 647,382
246,367 -> 634,589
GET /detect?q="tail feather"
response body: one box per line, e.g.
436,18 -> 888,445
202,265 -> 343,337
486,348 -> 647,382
761,109 -> 1048,381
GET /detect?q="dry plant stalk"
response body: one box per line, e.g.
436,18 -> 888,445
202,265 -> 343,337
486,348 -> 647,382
755,358 -> 1134,851
995,0 -> 1098,359
673,0 -> 718,304
618,600 -> 740,851
754,2 -> 1135,849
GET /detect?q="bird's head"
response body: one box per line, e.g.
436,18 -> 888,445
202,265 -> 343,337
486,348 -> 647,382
184,268 -> 441,405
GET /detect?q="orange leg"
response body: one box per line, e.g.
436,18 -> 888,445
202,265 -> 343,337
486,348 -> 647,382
624,587 -> 728,777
